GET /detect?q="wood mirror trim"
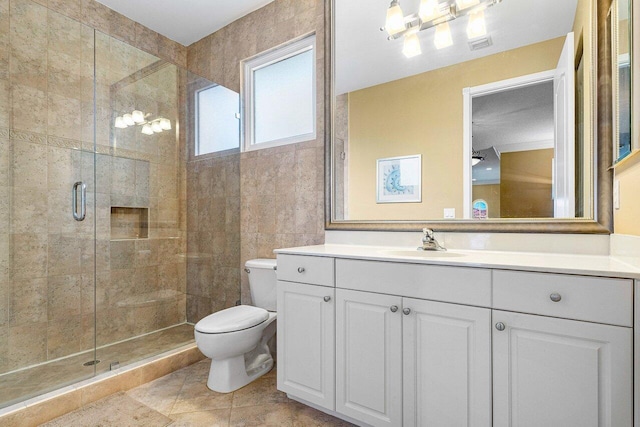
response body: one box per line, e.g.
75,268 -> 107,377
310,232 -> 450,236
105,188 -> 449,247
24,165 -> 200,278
324,0 -> 614,234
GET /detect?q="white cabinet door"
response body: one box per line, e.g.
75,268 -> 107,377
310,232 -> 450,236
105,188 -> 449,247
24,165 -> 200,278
403,298 -> 492,427
277,281 -> 335,410
336,289 -> 402,427
493,310 -> 632,427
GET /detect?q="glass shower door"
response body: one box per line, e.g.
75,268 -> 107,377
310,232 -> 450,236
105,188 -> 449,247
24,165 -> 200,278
0,0 -> 97,408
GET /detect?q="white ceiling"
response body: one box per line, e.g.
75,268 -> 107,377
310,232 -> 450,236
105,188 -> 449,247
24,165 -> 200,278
335,0 -> 579,95
96,0 -> 275,46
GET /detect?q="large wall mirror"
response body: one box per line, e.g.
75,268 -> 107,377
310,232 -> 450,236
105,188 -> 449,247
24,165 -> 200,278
326,0 -> 618,232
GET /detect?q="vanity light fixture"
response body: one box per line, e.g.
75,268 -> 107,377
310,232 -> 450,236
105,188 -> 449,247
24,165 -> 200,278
131,110 -> 145,124
434,22 -> 453,49
403,29 -> 422,57
383,0 -> 502,57
114,116 -> 127,129
122,113 -> 135,126
466,9 -> 487,39
151,120 -> 163,133
385,0 -> 407,36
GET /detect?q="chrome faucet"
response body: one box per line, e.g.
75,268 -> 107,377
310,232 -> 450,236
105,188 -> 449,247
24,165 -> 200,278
419,228 -> 446,251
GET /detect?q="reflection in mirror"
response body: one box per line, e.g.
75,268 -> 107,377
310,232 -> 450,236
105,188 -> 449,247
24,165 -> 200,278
332,0 -> 595,222
614,0 -> 632,162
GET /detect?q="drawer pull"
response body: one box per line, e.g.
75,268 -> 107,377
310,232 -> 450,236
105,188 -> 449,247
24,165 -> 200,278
403,308 -> 411,315
495,322 -> 506,331
390,305 -> 398,313
550,293 -> 562,302
324,296 -> 331,302
297,267 -> 305,273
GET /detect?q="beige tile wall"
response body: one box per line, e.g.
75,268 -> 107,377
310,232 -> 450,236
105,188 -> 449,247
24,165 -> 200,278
185,0 -> 326,310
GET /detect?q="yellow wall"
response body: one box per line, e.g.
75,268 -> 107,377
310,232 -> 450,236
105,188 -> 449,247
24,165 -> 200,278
615,155 -> 640,235
347,37 -> 564,220
500,149 -> 554,218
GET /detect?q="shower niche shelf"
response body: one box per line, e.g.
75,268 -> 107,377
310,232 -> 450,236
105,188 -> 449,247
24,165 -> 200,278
111,207 -> 149,240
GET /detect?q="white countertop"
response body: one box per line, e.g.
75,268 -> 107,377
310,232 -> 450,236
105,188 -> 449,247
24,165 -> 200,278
274,244 -> 640,279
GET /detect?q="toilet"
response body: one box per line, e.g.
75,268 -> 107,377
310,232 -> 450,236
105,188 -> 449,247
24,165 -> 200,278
194,258 -> 277,393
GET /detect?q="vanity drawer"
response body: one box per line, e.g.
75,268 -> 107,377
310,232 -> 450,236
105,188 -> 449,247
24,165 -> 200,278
335,259 -> 491,307
493,270 -> 633,327
277,254 -> 335,287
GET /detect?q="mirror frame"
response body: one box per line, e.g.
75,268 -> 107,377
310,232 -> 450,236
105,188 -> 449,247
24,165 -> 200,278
324,0 -> 614,233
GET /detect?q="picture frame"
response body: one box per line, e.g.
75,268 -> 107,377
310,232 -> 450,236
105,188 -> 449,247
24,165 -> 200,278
376,154 -> 422,203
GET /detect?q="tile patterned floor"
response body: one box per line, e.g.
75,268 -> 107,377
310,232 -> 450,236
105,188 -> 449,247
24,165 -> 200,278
0,324 -> 195,409
42,360 -> 355,426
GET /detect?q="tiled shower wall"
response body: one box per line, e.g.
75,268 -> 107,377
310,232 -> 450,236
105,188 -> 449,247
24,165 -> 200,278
0,0 -> 189,374
186,0 -> 326,314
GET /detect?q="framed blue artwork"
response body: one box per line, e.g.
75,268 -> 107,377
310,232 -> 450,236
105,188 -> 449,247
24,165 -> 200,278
376,154 -> 422,203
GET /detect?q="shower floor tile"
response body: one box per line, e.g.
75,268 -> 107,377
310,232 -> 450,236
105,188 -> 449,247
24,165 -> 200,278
44,360 -> 354,426
0,323 -> 195,409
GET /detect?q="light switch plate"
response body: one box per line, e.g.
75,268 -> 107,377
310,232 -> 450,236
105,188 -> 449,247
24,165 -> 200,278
444,208 -> 456,219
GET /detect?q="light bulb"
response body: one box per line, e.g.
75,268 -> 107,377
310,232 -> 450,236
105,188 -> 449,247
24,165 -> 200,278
123,113 -> 135,126
385,0 -> 406,36
419,0 -> 440,22
141,124 -> 154,135
159,118 -> 172,130
434,21 -> 453,49
456,0 -> 480,10
402,32 -> 421,58
131,110 -> 145,124
114,116 -> 127,128
467,9 -> 486,39
151,121 -> 163,133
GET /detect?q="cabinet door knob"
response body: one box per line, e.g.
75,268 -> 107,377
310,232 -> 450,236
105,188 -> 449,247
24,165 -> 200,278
403,308 -> 411,315
390,305 -> 398,313
324,296 -> 331,302
550,293 -> 562,302
495,322 -> 506,331
297,267 -> 305,273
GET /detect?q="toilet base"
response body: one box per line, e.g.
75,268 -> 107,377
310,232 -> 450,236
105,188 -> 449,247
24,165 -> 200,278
206,351 -> 273,393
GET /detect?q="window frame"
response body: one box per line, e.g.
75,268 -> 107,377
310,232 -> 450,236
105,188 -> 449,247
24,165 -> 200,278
241,33 -> 317,152
194,83 -> 241,157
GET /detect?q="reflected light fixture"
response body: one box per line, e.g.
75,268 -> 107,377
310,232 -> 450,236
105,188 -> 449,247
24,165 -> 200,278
141,124 -> 154,135
471,150 -> 485,166
383,0 -> 502,57
160,118 -> 172,130
151,121 -> 163,133
385,0 -> 406,36
402,30 -> 422,58
114,116 -> 127,129
131,110 -> 145,124
434,22 -> 453,49
467,9 -> 487,39
123,113 -> 135,126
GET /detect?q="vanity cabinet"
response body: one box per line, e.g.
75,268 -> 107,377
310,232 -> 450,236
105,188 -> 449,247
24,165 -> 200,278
492,310 -> 632,427
335,289 -> 492,427
276,280 -> 335,411
276,253 -> 634,427
335,289 -> 403,427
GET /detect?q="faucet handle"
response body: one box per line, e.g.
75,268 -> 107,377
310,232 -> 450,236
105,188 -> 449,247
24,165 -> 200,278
422,228 -> 434,238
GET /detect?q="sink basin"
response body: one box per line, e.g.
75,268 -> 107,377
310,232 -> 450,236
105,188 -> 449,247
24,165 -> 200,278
382,250 -> 466,258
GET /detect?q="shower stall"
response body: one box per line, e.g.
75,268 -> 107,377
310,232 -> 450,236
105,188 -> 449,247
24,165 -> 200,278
0,0 -> 222,408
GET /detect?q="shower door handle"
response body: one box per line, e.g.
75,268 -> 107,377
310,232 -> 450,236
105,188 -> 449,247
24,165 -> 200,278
72,181 -> 86,221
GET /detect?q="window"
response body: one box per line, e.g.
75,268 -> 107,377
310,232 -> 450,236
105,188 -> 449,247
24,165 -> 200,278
242,34 -> 316,151
195,85 -> 240,156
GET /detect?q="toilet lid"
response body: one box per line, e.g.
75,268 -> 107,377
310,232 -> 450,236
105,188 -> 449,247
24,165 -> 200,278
195,305 -> 269,334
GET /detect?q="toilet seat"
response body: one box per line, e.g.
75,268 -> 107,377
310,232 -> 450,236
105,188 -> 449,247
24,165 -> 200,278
195,305 -> 268,334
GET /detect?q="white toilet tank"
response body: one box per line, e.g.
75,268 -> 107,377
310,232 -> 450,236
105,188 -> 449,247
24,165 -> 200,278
246,259 -> 277,312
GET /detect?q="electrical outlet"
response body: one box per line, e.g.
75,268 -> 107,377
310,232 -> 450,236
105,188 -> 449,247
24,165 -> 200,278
444,208 -> 456,219
614,179 -> 621,210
